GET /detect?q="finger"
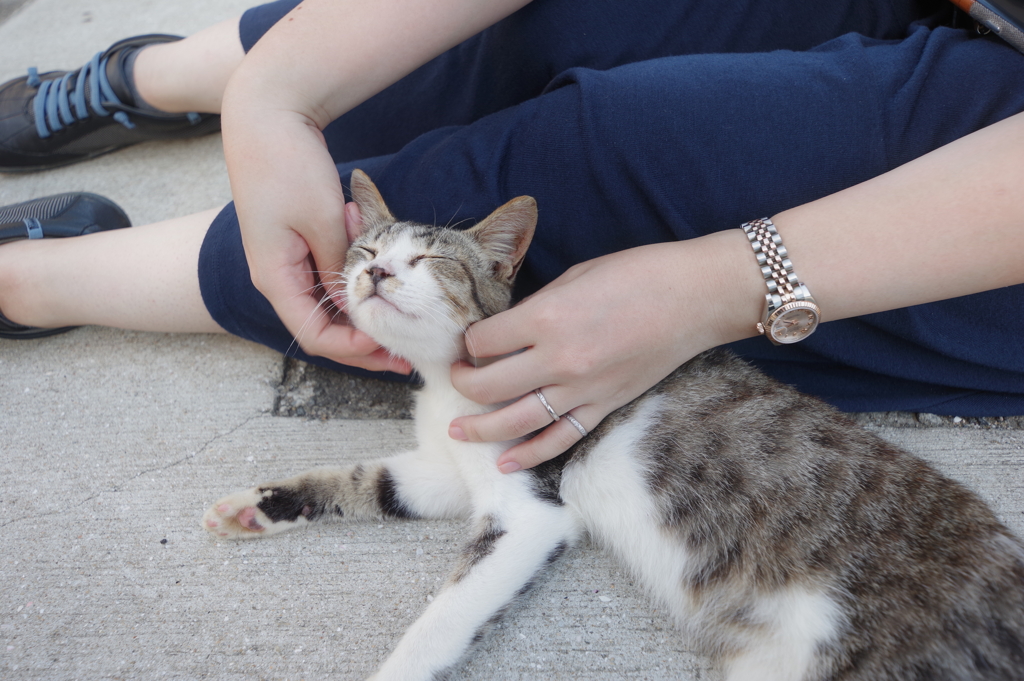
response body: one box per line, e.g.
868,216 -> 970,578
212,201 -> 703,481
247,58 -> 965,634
248,209 -> 379,369
449,388 -> 566,444
304,321 -> 411,373
494,406 -> 599,473
262,258 -> 344,348
462,305 -> 537,360
340,346 -> 413,374
264,270 -> 410,374
345,201 -> 364,242
280,292 -> 361,353
305,202 -> 351,301
450,353 -> 551,406
292,310 -> 412,374
322,201 -> 365,309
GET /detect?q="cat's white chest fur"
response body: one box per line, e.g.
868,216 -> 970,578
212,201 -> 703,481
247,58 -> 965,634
411,371 -> 526,506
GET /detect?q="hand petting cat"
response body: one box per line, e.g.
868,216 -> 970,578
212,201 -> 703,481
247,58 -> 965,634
222,101 -> 407,374
218,0 -> 529,376
453,112 -> 1024,472
449,231 -> 764,471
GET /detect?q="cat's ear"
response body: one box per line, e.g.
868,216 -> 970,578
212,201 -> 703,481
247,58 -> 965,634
467,196 -> 537,284
349,169 -> 396,230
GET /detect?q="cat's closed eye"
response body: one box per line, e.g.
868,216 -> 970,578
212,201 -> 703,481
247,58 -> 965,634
410,254 -> 454,266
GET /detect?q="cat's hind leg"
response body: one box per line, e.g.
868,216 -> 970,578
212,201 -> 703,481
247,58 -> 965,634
371,492 -> 582,681
202,450 -> 472,538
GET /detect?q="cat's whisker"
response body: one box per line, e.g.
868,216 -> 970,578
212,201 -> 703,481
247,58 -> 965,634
437,201 -> 466,231
380,292 -> 463,360
268,269 -> 356,358
314,270 -> 347,287
442,216 -> 472,231
284,290 -> 342,358
415,296 -> 464,336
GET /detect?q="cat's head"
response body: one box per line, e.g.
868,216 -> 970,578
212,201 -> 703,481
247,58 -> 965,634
342,170 -> 537,366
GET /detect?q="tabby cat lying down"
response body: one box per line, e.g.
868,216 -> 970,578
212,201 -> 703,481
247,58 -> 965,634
203,170 -> 1024,681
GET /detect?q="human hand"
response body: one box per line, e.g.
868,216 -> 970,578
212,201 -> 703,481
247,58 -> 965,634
222,105 -> 411,374
448,233 -> 761,472
214,0 -> 535,377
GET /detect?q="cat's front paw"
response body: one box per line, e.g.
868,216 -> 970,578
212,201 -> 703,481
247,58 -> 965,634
202,488 -> 305,539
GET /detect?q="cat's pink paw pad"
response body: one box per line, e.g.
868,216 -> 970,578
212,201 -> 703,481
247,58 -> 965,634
237,507 -> 264,531
202,488 -> 304,539
201,489 -> 273,539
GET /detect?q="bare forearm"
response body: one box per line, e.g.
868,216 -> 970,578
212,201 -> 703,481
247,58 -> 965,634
222,0 -> 532,129
778,113 -> 1024,321
706,112 -> 1024,345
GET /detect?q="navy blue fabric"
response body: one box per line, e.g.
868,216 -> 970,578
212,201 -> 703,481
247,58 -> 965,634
203,0 -> 1024,414
238,0 -> 297,52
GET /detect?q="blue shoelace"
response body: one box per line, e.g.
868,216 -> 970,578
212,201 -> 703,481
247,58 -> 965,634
26,51 -> 136,139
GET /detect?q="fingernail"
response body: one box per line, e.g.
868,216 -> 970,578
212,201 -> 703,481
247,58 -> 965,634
498,461 -> 522,474
449,425 -> 468,441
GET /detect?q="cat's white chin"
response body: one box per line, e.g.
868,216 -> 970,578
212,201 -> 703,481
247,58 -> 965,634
350,300 -> 463,368
358,292 -> 401,313
348,292 -> 408,334
380,328 -> 465,369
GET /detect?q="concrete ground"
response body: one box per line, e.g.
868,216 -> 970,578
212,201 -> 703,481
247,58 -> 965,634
1,1 -> 1021,680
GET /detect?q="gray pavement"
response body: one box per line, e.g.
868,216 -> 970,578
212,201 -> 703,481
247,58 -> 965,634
0,0 -> 30,25
1,2 -> 1021,680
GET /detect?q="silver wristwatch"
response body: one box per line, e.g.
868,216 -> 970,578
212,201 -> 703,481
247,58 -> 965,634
741,217 -> 820,345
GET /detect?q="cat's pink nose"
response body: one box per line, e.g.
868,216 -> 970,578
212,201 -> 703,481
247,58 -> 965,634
369,266 -> 392,286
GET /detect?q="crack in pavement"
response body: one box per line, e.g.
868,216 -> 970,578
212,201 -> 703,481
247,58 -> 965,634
0,414 -> 263,530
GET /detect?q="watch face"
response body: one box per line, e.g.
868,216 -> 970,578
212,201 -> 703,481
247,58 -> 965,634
770,305 -> 819,344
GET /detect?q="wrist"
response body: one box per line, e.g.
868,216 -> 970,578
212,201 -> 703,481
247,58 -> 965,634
740,217 -> 821,345
222,49 -> 332,138
665,230 -> 766,351
709,229 -> 770,346
220,91 -> 324,193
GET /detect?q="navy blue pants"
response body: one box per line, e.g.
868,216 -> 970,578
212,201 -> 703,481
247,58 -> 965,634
198,0 -> 1024,416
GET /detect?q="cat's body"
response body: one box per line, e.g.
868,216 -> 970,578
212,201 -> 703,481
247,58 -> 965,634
203,171 -> 1024,681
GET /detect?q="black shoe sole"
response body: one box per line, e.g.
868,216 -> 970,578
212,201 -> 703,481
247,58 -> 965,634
0,192 -> 131,339
0,116 -> 221,173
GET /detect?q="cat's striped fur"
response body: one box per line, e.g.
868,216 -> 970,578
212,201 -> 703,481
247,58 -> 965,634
203,170 -> 1024,681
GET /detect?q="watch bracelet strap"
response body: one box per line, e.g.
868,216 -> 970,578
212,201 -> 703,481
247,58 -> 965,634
741,217 -> 813,312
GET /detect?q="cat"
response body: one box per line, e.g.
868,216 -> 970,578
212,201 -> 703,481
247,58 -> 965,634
203,170 -> 1024,681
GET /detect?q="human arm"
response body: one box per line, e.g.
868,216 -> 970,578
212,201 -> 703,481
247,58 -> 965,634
450,110 -> 1024,471
220,0 -> 532,371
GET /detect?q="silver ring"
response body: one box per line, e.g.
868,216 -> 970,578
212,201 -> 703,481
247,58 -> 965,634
534,389 -> 559,423
564,413 -> 588,437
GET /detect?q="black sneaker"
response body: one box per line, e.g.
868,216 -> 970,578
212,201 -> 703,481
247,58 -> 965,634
0,192 -> 132,339
0,34 -> 221,172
